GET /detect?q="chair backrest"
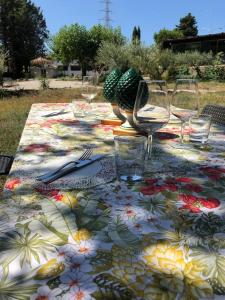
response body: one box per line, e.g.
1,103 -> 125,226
202,104 -> 225,126
0,155 -> 14,175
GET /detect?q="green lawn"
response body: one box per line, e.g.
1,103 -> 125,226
0,83 -> 225,189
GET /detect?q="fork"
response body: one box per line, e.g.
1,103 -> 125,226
36,148 -> 93,181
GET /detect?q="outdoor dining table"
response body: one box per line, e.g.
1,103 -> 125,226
1,102 -> 225,300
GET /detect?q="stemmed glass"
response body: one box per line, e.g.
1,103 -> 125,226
81,75 -> 98,104
72,75 -> 98,119
170,79 -> 199,143
133,80 -> 170,160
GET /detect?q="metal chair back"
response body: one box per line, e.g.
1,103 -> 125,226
202,104 -> 225,126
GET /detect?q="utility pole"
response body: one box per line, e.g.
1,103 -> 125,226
100,0 -> 112,28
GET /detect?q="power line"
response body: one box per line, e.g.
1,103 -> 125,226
100,0 -> 112,28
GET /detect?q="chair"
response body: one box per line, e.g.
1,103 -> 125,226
202,104 -> 225,126
0,155 -> 14,175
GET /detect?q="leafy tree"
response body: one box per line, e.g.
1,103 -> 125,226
90,24 -> 126,47
89,24 -> 126,68
0,0 -> 48,78
52,24 -> 126,76
52,24 -> 90,77
132,26 -> 141,45
96,41 -> 131,74
176,13 -> 198,37
154,28 -> 183,48
96,42 -> 176,80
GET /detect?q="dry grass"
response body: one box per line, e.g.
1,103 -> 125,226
0,83 -> 224,188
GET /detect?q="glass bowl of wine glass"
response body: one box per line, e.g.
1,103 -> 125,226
133,80 -> 170,160
170,78 -> 199,143
81,75 -> 98,104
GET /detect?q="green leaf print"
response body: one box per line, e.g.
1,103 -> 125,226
40,198 -> 77,241
108,217 -> 139,248
191,247 -> 225,293
93,273 -> 135,300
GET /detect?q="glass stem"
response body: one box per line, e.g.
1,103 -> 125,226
180,121 -> 185,143
146,134 -> 153,160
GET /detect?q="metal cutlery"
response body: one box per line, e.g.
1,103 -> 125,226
36,148 -> 93,181
42,109 -> 67,117
40,154 -> 105,184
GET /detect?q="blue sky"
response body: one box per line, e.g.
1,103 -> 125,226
33,0 -> 225,44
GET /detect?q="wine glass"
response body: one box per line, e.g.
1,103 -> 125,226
170,79 -> 199,143
81,75 -> 98,104
133,80 -> 170,160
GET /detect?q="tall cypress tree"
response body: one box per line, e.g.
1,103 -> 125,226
137,26 -> 141,44
132,25 -> 141,45
0,0 -> 48,78
132,26 -> 137,44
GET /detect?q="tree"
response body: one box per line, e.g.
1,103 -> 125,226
52,24 -> 90,77
90,24 -> 126,47
132,26 -> 141,45
96,41 -> 131,74
0,0 -> 48,78
176,13 -> 198,37
52,24 -> 126,76
154,28 -> 183,48
89,24 -> 126,68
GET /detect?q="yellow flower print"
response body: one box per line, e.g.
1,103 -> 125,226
35,258 -> 65,280
73,229 -> 92,242
144,242 -> 186,279
143,242 -> 213,298
61,192 -> 78,208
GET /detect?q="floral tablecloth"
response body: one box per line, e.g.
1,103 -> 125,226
1,102 -> 225,300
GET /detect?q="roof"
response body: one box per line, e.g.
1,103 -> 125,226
164,32 -> 225,46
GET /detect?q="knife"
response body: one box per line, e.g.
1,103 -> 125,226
39,154 -> 105,184
42,109 -> 67,117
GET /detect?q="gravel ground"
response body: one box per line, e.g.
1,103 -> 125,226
4,79 -> 83,90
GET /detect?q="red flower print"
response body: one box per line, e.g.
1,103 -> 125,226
179,194 -> 198,205
35,187 -> 63,201
5,178 -> 21,190
165,177 -> 193,185
160,184 -> 178,192
140,185 -> 161,195
141,179 -> 178,195
200,166 -> 225,180
165,178 -> 177,184
175,177 -> 193,183
184,183 -> 203,193
200,198 -> 220,209
179,194 -> 220,213
24,143 -> 51,153
144,178 -> 158,184
181,204 -> 201,213
179,194 -> 202,213
41,119 -> 60,128
54,194 -> 63,201
125,207 -> 136,217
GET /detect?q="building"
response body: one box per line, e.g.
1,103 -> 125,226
31,60 -> 94,78
163,32 -> 225,53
